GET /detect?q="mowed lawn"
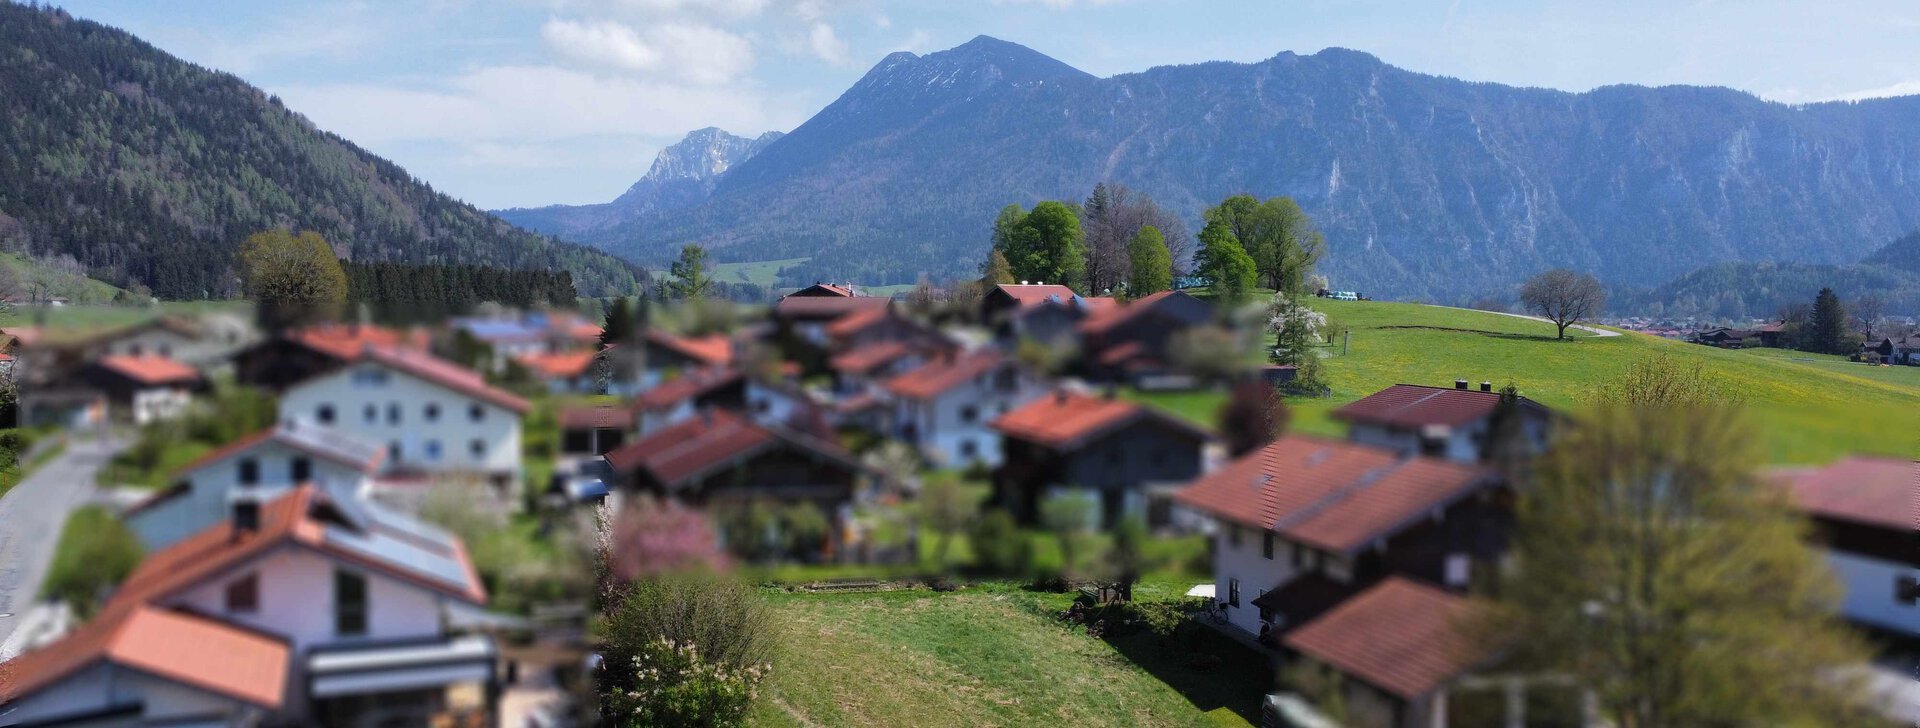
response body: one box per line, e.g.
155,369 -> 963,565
1132,299 -> 1919,464
750,588 -> 1268,728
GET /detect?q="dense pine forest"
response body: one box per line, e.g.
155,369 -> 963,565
343,261 -> 579,324
0,3 -> 641,299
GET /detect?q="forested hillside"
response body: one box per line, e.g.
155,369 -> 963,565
343,261 -> 578,324
0,3 -> 641,299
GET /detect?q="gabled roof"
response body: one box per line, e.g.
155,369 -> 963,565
773,295 -> 890,321
559,405 -> 633,430
95,354 -> 201,385
989,284 -> 1078,307
992,390 -> 1209,451
358,345 -> 531,414
646,329 -> 733,367
883,350 -> 1008,401
1283,578 -> 1484,700
518,349 -> 598,379
1172,435 -> 1492,554
830,340 -> 917,375
1,486 -> 483,707
166,420 -> 385,480
790,283 -> 856,297
635,367 -> 745,411
1772,455 -> 1915,533
0,605 -> 290,708
1079,290 -> 1184,335
603,409 -> 860,488
1330,383 -> 1546,430
291,323 -> 430,360
824,306 -> 893,338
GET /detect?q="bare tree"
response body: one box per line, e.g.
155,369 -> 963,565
1850,293 -> 1885,339
1081,184 -> 1194,293
1518,269 -> 1607,340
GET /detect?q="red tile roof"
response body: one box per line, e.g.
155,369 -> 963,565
363,345 -> 531,414
992,390 -> 1207,451
635,367 -> 744,411
96,354 -> 201,386
791,283 -> 856,297
1079,290 -> 1181,335
647,330 -> 733,367
292,323 -> 429,360
1283,578 -> 1484,699
991,284 -> 1078,307
1773,456 -> 1915,533
1331,383 -> 1539,430
559,405 -> 633,430
518,349 -> 598,379
825,306 -> 893,338
604,409 -> 775,485
830,340 -> 916,375
1172,435 -> 1492,554
884,350 -> 1006,400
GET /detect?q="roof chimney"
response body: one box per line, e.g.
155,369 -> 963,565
1480,381 -> 1492,393
1454,379 -> 1469,390
1021,280 -> 1029,285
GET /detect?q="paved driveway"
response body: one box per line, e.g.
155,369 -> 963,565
0,434 -> 122,649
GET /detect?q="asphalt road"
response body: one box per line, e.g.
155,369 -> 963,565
0,434 -> 121,648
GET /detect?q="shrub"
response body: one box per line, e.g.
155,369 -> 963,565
603,636 -> 769,728
43,506 -> 143,618
599,570 -> 776,708
968,508 -> 1031,577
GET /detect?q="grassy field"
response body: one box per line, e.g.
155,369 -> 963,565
0,252 -> 126,305
1128,299 -> 1918,465
653,257 -> 809,289
0,300 -> 252,334
749,585 -> 1268,728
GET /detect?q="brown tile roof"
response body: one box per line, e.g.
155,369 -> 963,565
1079,290 -> 1182,335
991,284 -> 1078,306
774,295 -> 890,321
992,390 -> 1207,451
1283,577 -> 1484,700
1330,383 -> 1542,430
830,340 -> 915,375
790,283 -> 856,297
518,349 -> 598,379
883,350 -> 1005,401
1172,435 -> 1492,554
1773,456 -> 1915,533
559,405 -> 633,430
824,306 -> 893,338
96,354 -> 201,386
647,330 -> 733,367
604,409 -> 775,485
635,367 -> 744,411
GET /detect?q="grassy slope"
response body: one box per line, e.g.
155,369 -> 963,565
750,587 -> 1265,728
652,257 -> 810,288
1131,300 -> 1917,465
0,252 -> 125,304
0,301 -> 251,337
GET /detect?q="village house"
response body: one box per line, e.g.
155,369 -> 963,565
1864,335 -> 1920,365
883,349 -> 1047,468
1076,290 -> 1214,383
86,315 -> 255,371
977,283 -> 1115,345
1332,381 -> 1553,464
601,409 -> 872,558
0,486 -> 496,726
124,418 -> 385,550
277,344 -> 529,489
80,353 -> 205,424
1172,434 -> 1507,640
1772,456 -> 1920,638
1280,577 -> 1493,728
233,323 -> 432,392
771,283 -> 892,351
990,390 -> 1211,528
517,348 -> 601,394
451,310 -> 601,362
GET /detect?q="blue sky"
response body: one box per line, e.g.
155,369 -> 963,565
50,0 -> 1920,209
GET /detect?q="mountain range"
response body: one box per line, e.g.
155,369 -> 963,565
0,3 -> 641,299
503,36 -> 1920,302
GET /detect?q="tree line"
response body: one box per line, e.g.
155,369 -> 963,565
343,260 -> 580,325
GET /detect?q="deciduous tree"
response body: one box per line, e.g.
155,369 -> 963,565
1518,268 -> 1606,340
238,229 -> 346,331
1195,218 -> 1256,305
1126,225 -> 1172,296
1217,380 -> 1289,457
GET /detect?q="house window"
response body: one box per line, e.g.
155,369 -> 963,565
237,458 -> 259,486
425,440 -> 443,461
129,343 -> 144,356
1898,575 -> 1919,606
469,439 -> 487,459
158,343 -> 172,358
334,570 -> 368,637
225,573 -> 258,613
1228,525 -> 1241,549
960,405 -> 979,424
1263,533 -> 1274,560
1228,578 -> 1240,608
352,368 -> 389,386
291,457 -> 312,483
1445,553 -> 1472,588
389,441 -> 403,463
362,404 -> 377,424
469,403 -> 485,422
424,403 -> 441,422
959,439 -> 978,459
1291,542 -> 1306,568
317,404 -> 335,425
386,402 -> 401,425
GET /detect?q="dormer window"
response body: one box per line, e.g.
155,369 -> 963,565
237,458 -> 260,486
351,368 -> 389,386
225,573 -> 259,614
291,456 -> 311,483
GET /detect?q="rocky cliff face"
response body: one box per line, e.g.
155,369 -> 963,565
495,128 -> 782,237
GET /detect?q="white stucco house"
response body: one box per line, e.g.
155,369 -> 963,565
1775,456 -> 1920,638
882,349 -> 1045,468
278,345 -> 530,489
1332,381 -> 1553,464
0,485 -> 496,726
124,419 -> 384,551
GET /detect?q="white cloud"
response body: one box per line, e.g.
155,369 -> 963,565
807,22 -> 850,65
890,28 -> 932,54
872,13 -> 891,29
541,18 -> 755,85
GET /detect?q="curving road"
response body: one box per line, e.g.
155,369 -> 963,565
0,433 -> 122,651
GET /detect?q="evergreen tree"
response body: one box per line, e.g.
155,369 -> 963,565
600,297 -> 636,348
1807,287 -> 1850,354
1125,225 -> 1172,296
667,245 -> 715,300
982,249 -> 1015,286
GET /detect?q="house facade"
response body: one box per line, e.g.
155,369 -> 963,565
990,390 -> 1210,528
1333,381 -> 1553,464
125,420 -> 384,551
884,350 -> 1046,468
278,346 -> 528,486
1076,290 -> 1213,382
81,354 -> 205,425
1775,456 -> 1920,638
